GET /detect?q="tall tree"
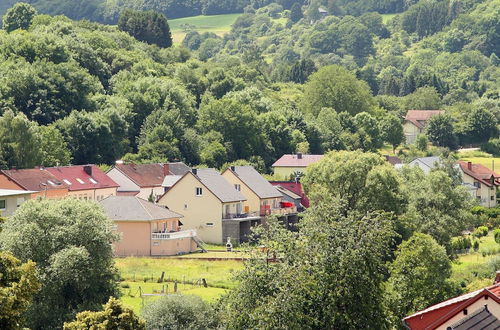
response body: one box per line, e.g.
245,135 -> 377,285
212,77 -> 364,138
379,113 -> 405,153
0,199 -> 120,329
290,3 -> 303,23
2,2 -> 37,32
118,9 -> 172,48
425,114 -> 458,150
462,108 -> 498,145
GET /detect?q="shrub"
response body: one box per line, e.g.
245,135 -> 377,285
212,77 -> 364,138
494,229 -> 500,244
481,138 -> 500,156
473,226 -> 488,238
120,283 -> 130,289
473,240 -> 480,251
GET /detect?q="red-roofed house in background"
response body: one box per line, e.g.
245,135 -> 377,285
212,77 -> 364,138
270,181 -> 310,208
272,153 -> 324,180
0,168 -> 69,199
403,110 -> 445,144
46,165 -> 118,201
457,161 -> 500,208
403,272 -> 500,329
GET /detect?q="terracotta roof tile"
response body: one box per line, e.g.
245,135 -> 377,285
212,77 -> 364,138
458,161 -> 500,187
1,168 -> 69,191
46,165 -> 118,191
404,110 -> 445,129
272,154 -> 324,167
114,163 -> 190,188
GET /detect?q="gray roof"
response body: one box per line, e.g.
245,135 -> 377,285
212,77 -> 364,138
195,168 -> 246,203
409,156 -> 442,169
99,196 -> 182,221
450,305 -> 500,330
274,185 -> 301,200
162,175 -> 182,188
168,162 -> 191,176
230,166 -> 282,199
0,189 -> 36,197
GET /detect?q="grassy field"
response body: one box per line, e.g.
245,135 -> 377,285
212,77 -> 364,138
116,256 -> 242,313
169,13 -> 241,43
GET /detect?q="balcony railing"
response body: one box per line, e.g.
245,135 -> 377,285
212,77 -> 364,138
151,229 -> 196,240
223,212 -> 259,220
260,203 -> 297,216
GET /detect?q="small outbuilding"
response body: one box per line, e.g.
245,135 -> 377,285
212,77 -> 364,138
99,196 -> 198,256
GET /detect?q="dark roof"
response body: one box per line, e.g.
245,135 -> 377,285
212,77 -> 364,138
99,196 -> 182,221
385,155 -> 402,165
46,165 -> 118,191
404,110 -> 444,129
113,163 -> 190,188
1,168 -> 69,191
227,166 -> 282,199
195,168 -> 246,203
450,305 -> 500,330
272,154 -> 324,168
458,161 -> 500,187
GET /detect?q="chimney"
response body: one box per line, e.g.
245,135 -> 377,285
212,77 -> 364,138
494,271 -> 500,284
163,163 -> 170,177
297,152 -> 303,159
192,168 -> 197,175
230,166 -> 235,172
83,165 -> 92,176
468,162 -> 472,171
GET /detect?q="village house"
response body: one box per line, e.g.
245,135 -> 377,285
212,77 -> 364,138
106,162 -> 190,201
405,156 -> 443,174
403,110 -> 445,144
46,165 -> 118,201
272,153 -> 324,180
274,185 -> 304,211
457,161 -> 500,208
0,189 -> 36,216
99,196 -> 198,256
403,272 -> 500,329
0,168 -> 69,199
158,168 -> 250,244
270,181 -> 310,208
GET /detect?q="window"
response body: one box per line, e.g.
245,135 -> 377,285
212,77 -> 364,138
76,178 -> 84,184
89,178 -> 98,184
63,179 -> 72,185
184,204 -> 188,209
234,184 -> 241,191
47,180 -> 55,185
474,182 -> 481,188
206,223 -> 214,227
196,187 -> 203,196
0,200 -> 5,209
491,196 -> 495,201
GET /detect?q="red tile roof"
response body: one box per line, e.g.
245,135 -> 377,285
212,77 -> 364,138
404,110 -> 444,129
1,168 -> 69,191
404,283 -> 500,329
272,154 -> 324,168
46,165 -> 118,191
457,161 -> 500,187
112,163 -> 190,188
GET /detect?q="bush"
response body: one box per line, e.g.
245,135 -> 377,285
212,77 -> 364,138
473,226 -> 488,238
473,240 -> 480,251
120,283 -> 130,289
494,229 -> 500,244
481,138 -> 500,156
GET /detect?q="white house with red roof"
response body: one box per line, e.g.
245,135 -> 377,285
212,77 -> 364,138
272,153 -> 324,180
403,110 -> 445,144
404,272 -> 500,329
457,161 -> 500,208
46,165 -> 118,201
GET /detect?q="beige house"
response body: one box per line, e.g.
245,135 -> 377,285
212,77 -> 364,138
272,153 -> 324,179
222,165 -> 296,216
457,161 -> 500,208
403,110 -> 444,144
158,168 -> 248,244
100,196 -> 198,256
0,189 -> 35,217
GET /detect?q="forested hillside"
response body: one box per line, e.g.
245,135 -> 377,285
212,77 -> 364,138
0,0 -> 498,173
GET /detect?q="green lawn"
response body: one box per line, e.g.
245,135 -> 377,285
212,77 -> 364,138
458,157 -> 500,172
116,257 -> 242,314
169,13 -> 241,43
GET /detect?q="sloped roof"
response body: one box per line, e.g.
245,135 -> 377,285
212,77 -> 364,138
227,166 -> 282,199
162,175 -> 182,188
450,305 -> 500,330
410,156 -> 442,169
0,189 -> 37,197
195,168 -> 246,203
272,154 -> 324,168
404,110 -> 444,129
274,185 -> 302,200
113,163 -> 190,188
1,168 -> 69,191
99,196 -> 182,221
458,161 -> 500,187
46,165 -> 118,191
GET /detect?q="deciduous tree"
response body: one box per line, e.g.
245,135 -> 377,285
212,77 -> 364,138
2,2 -> 37,32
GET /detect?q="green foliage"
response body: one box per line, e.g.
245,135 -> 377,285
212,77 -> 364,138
415,134 -> 428,151
0,251 -> 40,330
473,226 -> 489,238
426,114 -> 458,150
0,199 -> 120,329
461,108 -> 498,145
494,229 -> 500,244
39,125 -> 71,166
142,295 -> 217,330
385,233 -> 460,327
302,65 -> 375,117
481,138 -> 500,156
2,2 -> 37,32
64,297 -> 145,330
289,2 -> 302,23
379,113 -> 404,152
118,9 -> 172,48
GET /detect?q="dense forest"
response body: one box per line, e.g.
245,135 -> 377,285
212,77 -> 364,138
0,0 -> 498,173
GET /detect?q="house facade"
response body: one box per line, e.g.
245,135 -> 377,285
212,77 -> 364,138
0,168 -> 69,199
46,165 -> 118,201
100,196 -> 197,256
457,161 -> 500,208
0,189 -> 36,217
272,153 -> 324,179
403,110 -> 444,144
404,272 -> 500,329
107,162 -> 190,201
158,168 -> 249,244
407,156 -> 443,174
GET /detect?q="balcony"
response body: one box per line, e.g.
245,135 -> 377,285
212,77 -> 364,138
151,229 -> 196,240
260,202 -> 297,216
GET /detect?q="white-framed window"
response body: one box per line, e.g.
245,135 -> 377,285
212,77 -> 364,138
234,184 -> 241,191
206,222 -> 214,227
196,187 -> 203,196
89,178 -> 98,184
0,200 -> 5,210
76,178 -> 84,184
